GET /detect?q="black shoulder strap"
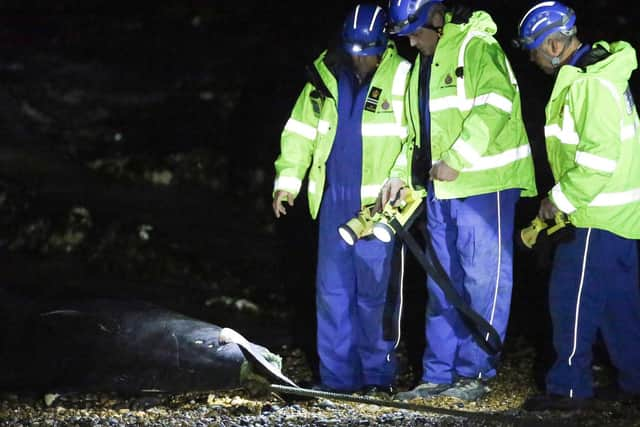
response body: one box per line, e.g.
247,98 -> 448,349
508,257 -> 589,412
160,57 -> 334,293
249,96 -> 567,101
305,65 -> 332,100
390,202 -> 503,355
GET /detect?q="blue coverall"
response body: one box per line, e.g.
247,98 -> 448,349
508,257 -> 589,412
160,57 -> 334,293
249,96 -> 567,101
417,55 -> 519,383
544,43 -> 640,399
316,69 -> 397,392
424,183 -> 519,382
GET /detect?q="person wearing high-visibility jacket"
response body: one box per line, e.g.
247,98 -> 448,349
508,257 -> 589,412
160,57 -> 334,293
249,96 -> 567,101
272,4 -> 411,394
383,0 -> 537,401
514,1 -> 640,411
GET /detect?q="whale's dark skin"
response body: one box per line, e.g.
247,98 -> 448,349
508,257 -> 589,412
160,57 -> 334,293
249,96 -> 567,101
0,295 -> 279,396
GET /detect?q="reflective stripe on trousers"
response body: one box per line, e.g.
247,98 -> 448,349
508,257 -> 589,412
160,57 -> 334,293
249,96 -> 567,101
422,185 -> 519,383
546,227 -> 640,398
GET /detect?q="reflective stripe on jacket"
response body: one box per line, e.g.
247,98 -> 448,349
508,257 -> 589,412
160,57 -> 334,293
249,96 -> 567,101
545,41 -> 640,238
274,41 -> 411,218
392,11 -> 537,200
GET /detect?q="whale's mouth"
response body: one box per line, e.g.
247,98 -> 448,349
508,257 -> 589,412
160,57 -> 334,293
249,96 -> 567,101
219,327 -> 294,387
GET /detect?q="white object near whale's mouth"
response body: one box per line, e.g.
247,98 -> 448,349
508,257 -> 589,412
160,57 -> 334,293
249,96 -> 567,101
218,327 -> 295,387
218,327 -> 247,346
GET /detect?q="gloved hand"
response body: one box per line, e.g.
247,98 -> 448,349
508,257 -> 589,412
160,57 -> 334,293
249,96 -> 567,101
272,190 -> 295,218
538,197 -> 559,220
429,161 -> 459,181
377,178 -> 409,212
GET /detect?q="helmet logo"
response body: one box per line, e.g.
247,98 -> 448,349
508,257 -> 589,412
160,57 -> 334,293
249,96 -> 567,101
515,2 -> 576,50
388,0 -> 444,36
343,4 -> 388,56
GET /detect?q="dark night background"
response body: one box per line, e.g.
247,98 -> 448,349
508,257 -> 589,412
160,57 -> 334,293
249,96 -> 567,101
0,0 -> 639,420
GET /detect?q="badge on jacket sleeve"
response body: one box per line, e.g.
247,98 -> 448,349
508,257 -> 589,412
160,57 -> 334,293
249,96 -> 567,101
310,90 -> 323,117
624,87 -> 635,116
365,87 -> 382,112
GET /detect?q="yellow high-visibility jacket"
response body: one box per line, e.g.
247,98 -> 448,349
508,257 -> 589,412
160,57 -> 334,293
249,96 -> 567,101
391,11 -> 537,200
274,41 -> 411,219
545,41 -> 640,238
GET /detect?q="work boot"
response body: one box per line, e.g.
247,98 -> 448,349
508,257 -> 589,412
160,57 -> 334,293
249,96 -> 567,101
440,378 -> 489,401
393,382 -> 452,401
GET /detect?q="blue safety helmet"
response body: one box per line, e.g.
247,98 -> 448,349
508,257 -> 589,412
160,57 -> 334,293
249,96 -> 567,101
514,1 -> 576,50
387,0 -> 444,36
342,4 -> 389,56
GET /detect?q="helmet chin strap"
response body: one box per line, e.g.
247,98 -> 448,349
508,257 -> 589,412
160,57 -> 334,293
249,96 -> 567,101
535,48 -> 561,69
545,37 -> 573,69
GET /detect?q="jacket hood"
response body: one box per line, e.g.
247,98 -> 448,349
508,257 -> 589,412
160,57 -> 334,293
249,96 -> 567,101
315,40 -> 398,75
585,41 -> 637,82
307,40 -> 400,99
553,41 -> 638,96
446,10 -> 497,36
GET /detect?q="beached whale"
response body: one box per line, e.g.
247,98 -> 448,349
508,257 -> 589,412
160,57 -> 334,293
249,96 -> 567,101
0,294 -> 285,396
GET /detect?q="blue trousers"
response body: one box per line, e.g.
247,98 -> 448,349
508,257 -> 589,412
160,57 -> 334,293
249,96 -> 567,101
422,188 -> 519,383
546,227 -> 640,398
316,198 -> 398,391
